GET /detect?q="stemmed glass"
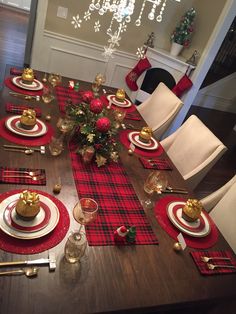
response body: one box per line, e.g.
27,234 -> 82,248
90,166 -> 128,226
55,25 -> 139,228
64,198 -> 98,264
113,109 -> 126,129
142,171 -> 168,209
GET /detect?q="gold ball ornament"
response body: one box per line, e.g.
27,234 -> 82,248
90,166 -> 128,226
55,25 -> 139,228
53,184 -> 62,194
45,114 -> 51,121
128,149 -> 133,155
173,242 -> 182,252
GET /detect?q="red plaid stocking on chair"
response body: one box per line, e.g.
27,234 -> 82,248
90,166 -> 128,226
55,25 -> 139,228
125,57 -> 151,91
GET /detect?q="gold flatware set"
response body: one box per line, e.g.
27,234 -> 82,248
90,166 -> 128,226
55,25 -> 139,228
9,91 -> 41,101
1,169 -> 45,181
200,256 -> 235,270
3,144 -> 46,154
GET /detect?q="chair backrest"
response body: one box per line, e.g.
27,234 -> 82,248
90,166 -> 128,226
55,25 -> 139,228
137,82 -> 183,140
201,175 -> 236,212
210,181 -> 236,253
160,115 -> 227,190
135,68 -> 176,105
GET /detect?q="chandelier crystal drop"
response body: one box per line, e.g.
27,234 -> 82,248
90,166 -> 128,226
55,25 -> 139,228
72,0 -> 181,58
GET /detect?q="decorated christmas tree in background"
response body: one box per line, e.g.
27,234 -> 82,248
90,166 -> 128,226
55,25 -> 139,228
171,8 -> 196,47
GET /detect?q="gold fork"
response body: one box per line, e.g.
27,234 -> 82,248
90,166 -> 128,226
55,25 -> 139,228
3,170 -> 42,177
201,256 -> 231,263
2,174 -> 45,181
207,263 -> 236,270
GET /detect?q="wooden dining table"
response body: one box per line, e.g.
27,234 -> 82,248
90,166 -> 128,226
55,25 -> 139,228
0,66 -> 235,314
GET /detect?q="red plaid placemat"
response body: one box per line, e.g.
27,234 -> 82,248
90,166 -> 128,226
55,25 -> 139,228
0,189 -> 70,254
125,112 -> 142,121
190,250 -> 236,275
0,117 -> 54,146
4,77 -> 43,96
55,86 -> 84,113
5,103 -> 42,117
139,157 -> 173,170
119,129 -> 164,158
0,167 -> 46,185
69,141 -> 158,246
154,196 -> 219,249
100,95 -> 137,113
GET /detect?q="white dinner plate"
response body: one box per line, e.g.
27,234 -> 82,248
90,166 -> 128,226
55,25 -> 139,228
107,94 -> 132,108
5,115 -> 47,137
167,201 -> 211,237
128,131 -> 158,150
12,76 -> 43,91
0,192 -> 60,240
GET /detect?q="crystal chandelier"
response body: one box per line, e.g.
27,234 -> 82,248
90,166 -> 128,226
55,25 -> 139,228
72,0 -> 181,59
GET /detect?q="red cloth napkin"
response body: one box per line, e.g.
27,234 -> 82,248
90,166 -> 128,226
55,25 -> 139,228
154,196 -> 219,249
119,129 -> 164,158
190,250 -> 236,275
5,103 -> 42,117
139,157 -> 173,170
4,77 -> 43,96
0,189 -> 70,255
69,140 -> 158,246
10,67 -> 23,76
0,117 -> 54,146
0,167 -> 46,185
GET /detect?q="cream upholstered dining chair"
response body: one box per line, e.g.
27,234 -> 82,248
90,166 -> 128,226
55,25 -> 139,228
201,174 -> 236,212
160,115 -> 227,190
137,82 -> 183,140
206,178 -> 236,253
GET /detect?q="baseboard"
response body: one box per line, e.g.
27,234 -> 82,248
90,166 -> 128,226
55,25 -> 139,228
0,4 -> 30,14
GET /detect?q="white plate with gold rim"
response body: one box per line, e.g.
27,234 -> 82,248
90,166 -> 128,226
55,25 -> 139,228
12,76 -> 43,91
107,94 -> 132,108
5,115 -> 47,137
128,131 -> 158,150
0,192 -> 60,240
167,201 -> 210,238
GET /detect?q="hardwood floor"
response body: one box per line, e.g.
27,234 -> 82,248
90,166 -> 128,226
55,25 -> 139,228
0,5 -> 235,201
0,5 -> 29,86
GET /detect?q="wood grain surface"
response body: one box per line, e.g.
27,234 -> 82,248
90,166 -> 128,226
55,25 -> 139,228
0,66 -> 235,314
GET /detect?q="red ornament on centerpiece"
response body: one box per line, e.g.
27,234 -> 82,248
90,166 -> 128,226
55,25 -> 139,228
81,90 -> 94,102
96,117 -> 111,133
90,98 -> 103,114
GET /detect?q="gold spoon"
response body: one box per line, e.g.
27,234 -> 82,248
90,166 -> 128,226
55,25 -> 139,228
4,148 -> 34,155
0,267 -> 39,277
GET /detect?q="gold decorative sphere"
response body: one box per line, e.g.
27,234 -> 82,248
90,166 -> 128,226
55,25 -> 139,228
173,242 -> 182,252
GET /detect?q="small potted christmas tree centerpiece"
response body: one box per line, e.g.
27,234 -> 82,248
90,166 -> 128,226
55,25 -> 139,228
170,8 -> 196,57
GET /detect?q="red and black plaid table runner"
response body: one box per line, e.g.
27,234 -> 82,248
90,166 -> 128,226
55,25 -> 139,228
55,86 -> 84,113
69,141 -> 158,246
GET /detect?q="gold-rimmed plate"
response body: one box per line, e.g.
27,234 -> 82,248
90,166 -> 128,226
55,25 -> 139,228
107,94 -> 132,108
128,131 -> 158,150
5,115 -> 47,137
0,192 -> 60,240
167,201 -> 211,237
12,76 -> 43,91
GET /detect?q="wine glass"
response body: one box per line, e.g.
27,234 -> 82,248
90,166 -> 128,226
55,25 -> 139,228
48,73 -> 62,88
73,198 -> 98,225
142,171 -> 168,209
113,109 -> 126,129
65,198 -> 98,264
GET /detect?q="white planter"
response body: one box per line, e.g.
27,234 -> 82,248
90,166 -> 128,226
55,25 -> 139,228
170,42 -> 183,57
